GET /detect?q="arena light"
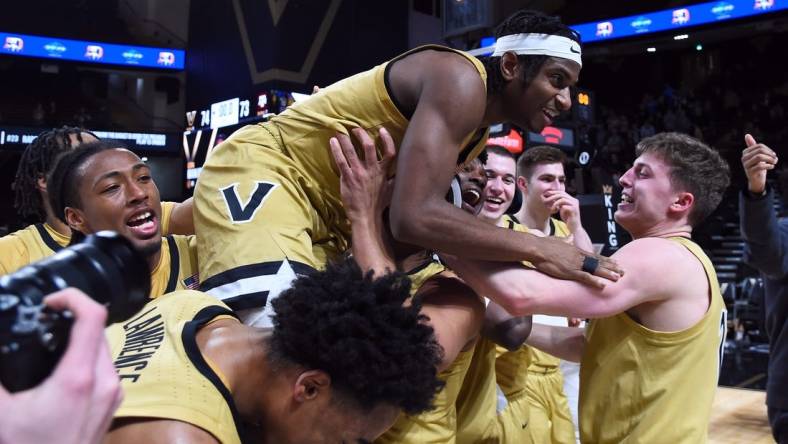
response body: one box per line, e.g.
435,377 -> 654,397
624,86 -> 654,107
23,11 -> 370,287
674,34 -> 689,40
647,47 -> 656,52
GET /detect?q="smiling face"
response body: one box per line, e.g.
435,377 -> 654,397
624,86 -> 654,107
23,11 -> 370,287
455,158 -> 487,216
500,55 -> 580,133
615,151 -> 691,237
65,148 -> 162,257
480,150 -> 517,222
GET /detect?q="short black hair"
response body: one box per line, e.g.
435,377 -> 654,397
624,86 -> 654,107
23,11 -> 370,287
480,10 -> 581,95
47,141 -> 121,225
12,126 -> 96,221
268,257 -> 444,415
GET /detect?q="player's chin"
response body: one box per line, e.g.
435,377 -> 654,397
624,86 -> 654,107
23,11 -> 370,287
133,237 -> 163,258
526,115 -> 547,133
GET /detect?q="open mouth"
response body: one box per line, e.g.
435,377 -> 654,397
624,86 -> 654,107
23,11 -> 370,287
126,209 -> 158,238
618,191 -> 635,210
461,187 -> 482,213
542,108 -> 557,125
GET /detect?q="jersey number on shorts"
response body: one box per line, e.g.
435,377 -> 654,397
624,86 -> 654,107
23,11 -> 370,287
220,181 -> 278,224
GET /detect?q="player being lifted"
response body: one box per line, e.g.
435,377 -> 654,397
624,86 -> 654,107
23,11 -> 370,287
194,10 -> 621,325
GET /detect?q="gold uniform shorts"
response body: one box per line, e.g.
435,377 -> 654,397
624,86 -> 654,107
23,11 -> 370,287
194,124 -> 348,326
525,367 -> 576,444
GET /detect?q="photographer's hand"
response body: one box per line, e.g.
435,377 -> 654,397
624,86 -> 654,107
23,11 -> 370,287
0,288 -> 123,444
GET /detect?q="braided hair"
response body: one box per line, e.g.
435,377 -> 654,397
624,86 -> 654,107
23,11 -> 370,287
12,126 -> 96,222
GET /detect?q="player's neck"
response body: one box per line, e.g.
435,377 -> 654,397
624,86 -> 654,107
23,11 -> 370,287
205,325 -> 274,422
519,205 -> 551,235
628,220 -> 692,240
481,94 -> 505,127
42,201 -> 71,237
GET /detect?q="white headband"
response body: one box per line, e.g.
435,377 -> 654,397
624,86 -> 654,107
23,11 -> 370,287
492,33 -> 582,67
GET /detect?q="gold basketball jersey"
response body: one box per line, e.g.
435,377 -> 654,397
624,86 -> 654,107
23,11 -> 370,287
0,201 -> 179,275
195,46 -> 490,326
107,290 -> 243,444
377,252 -> 475,443
579,237 -> 727,443
0,223 -> 69,274
149,235 -> 200,298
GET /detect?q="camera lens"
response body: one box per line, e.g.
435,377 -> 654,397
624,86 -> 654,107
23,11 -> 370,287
0,231 -> 150,392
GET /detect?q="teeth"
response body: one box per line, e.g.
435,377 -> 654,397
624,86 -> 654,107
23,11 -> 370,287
129,211 -> 152,223
487,198 -> 503,204
465,189 -> 480,200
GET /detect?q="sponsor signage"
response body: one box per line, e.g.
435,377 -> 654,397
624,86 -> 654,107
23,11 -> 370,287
0,125 -> 177,152
1,31 -> 184,69
572,0 -> 787,43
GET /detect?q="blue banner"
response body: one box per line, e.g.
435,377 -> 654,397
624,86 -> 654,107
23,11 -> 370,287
573,0 -> 787,44
0,32 -> 184,70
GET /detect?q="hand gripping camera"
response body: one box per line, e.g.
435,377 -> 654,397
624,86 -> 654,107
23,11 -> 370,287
0,231 -> 150,392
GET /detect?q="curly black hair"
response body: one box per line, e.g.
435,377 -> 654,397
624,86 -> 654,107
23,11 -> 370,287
268,256 -> 445,415
480,10 -> 581,95
47,141 -> 119,227
13,126 -> 96,221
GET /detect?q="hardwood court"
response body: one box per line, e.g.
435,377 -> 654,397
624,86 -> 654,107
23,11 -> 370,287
709,387 -> 773,443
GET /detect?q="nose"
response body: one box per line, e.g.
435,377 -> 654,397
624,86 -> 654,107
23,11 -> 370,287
619,167 -> 634,188
556,88 -> 572,112
126,180 -> 148,205
486,177 -> 504,195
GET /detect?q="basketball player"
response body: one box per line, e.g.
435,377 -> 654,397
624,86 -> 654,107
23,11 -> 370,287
454,145 -> 534,444
104,261 -> 444,444
331,122 -> 542,443
445,133 -> 730,442
330,126 -> 489,443
514,146 -> 592,252
194,10 -> 620,326
513,146 -> 587,443
0,127 -> 194,275
47,141 -> 198,298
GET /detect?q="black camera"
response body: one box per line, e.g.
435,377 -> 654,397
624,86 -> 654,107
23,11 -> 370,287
0,231 -> 150,392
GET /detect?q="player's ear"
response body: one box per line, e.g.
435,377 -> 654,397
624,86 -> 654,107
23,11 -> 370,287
500,51 -> 520,82
36,174 -> 48,193
517,176 -> 528,193
293,370 -> 331,403
670,191 -> 694,215
64,207 -> 88,234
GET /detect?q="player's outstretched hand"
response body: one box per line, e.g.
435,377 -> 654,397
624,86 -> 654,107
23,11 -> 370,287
531,236 -> 623,289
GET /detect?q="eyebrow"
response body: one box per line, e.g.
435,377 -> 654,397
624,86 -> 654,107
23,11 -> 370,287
358,440 -> 372,444
94,163 -> 148,182
548,64 -> 579,84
